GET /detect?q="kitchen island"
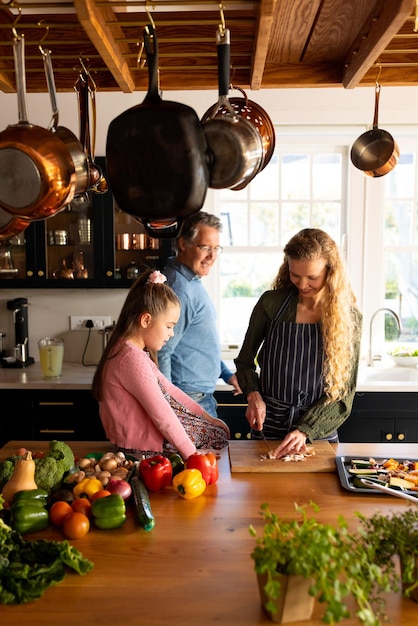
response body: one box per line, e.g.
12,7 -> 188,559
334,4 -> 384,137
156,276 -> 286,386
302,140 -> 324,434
0,440 -> 417,625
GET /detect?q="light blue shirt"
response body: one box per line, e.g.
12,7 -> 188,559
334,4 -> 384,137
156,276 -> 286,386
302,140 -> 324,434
158,258 -> 232,394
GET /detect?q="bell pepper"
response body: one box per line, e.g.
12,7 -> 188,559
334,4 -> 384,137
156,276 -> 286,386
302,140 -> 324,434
73,477 -> 104,499
169,453 -> 185,478
13,488 -> 49,505
9,491 -> 49,535
172,468 -> 206,500
139,455 -> 173,492
186,452 -> 219,485
91,493 -> 127,529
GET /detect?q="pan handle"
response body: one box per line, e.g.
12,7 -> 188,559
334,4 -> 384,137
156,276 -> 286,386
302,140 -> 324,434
41,48 -> 59,131
13,35 -> 29,124
143,24 -> 161,103
372,83 -> 381,129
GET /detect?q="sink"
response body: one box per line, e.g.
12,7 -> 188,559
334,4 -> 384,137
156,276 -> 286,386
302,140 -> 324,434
357,366 -> 418,383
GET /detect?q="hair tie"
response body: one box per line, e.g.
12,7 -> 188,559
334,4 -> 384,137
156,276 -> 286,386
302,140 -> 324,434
147,270 -> 167,285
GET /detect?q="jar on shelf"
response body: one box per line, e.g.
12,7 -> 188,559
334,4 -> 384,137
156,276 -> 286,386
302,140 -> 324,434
126,260 -> 140,280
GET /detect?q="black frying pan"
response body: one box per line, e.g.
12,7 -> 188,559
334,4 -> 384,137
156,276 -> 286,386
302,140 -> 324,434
106,24 -> 210,238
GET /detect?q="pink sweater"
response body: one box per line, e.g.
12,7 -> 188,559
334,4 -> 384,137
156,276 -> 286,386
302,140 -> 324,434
99,340 -> 198,459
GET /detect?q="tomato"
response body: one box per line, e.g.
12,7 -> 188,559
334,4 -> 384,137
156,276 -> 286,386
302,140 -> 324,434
49,501 -> 73,527
62,511 -> 90,539
89,489 -> 112,502
72,497 -> 92,517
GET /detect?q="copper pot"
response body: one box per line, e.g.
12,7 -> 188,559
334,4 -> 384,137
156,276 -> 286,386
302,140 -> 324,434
42,48 -> 89,197
0,207 -> 29,241
0,36 -> 76,220
350,83 -> 399,178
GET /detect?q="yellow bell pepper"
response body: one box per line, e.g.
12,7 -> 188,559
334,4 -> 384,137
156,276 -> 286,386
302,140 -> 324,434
73,477 -> 103,499
172,468 -> 206,500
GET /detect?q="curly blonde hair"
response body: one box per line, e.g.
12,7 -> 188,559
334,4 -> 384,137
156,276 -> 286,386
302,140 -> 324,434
272,229 -> 358,402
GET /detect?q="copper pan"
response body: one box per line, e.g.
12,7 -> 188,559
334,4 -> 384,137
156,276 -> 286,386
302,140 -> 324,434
0,207 -> 29,241
350,83 -> 399,178
0,36 -> 76,220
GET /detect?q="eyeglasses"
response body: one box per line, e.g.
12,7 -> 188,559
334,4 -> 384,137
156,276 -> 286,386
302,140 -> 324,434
189,242 -> 223,256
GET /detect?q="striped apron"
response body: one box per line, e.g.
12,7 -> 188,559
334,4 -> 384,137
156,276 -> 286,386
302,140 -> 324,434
253,293 -> 325,440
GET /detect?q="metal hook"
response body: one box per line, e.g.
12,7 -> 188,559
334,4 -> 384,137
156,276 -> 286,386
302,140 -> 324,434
10,2 -> 22,40
218,2 -> 226,37
136,40 -> 146,69
38,20 -> 50,55
375,63 -> 382,89
145,1 -> 156,29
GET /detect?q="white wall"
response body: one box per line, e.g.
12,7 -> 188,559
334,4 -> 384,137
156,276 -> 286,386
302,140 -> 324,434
1,85 -> 418,362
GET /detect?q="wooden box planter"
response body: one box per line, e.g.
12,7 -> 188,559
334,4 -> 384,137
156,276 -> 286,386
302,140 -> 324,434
257,573 -> 314,623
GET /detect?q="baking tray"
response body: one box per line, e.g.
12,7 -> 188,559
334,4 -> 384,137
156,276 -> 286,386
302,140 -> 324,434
336,455 -> 418,498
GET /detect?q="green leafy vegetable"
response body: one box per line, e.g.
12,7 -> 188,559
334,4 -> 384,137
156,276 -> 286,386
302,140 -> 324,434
34,440 -> 75,493
0,494 -> 93,605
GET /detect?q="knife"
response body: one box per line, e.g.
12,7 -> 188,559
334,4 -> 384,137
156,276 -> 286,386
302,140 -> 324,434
360,478 -> 418,504
260,430 -> 275,459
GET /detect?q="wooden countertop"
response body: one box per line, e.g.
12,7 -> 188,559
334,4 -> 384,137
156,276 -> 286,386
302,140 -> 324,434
1,440 -> 417,625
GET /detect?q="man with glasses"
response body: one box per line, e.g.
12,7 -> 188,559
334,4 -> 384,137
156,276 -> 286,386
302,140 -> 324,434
158,211 -> 241,417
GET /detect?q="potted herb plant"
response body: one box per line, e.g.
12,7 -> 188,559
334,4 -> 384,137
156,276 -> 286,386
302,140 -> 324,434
357,506 -> 418,602
249,502 -> 396,625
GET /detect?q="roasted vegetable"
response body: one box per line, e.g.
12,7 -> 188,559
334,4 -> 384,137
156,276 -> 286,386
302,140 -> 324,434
172,469 -> 206,500
131,476 -> 155,531
91,493 -> 126,530
139,455 -> 172,492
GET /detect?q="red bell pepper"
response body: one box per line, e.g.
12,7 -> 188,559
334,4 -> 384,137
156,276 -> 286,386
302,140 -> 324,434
186,452 -> 218,485
139,455 -> 173,492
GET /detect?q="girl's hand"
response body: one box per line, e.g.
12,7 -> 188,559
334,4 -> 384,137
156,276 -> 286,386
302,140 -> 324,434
272,430 -> 308,458
245,391 -> 266,430
202,412 -> 230,438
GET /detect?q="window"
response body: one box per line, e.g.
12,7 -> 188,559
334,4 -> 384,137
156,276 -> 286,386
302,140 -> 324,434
216,145 -> 348,346
383,152 -> 418,341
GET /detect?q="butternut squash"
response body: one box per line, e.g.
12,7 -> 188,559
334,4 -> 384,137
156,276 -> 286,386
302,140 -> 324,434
1,450 -> 38,503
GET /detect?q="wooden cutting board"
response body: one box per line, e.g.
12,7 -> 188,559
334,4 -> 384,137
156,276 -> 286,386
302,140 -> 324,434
228,440 -> 336,473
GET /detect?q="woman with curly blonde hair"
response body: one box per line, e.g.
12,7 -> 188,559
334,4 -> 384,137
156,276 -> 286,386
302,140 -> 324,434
235,228 -> 362,458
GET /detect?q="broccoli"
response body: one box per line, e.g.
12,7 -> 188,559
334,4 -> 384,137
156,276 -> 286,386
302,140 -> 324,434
0,456 -> 21,490
34,441 -> 75,493
47,440 -> 75,473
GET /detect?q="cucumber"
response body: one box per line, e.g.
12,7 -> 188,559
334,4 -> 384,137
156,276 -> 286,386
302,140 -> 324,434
131,476 -> 155,531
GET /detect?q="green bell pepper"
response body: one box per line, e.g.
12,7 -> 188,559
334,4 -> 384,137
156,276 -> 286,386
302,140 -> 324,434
91,494 -> 127,530
10,499 -> 49,534
13,488 -> 49,506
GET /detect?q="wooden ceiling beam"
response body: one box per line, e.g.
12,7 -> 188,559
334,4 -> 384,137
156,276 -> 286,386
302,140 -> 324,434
250,0 -> 277,90
342,0 -> 415,89
73,0 -> 135,93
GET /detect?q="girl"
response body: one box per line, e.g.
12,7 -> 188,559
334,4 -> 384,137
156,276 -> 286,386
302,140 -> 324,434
92,269 -> 229,460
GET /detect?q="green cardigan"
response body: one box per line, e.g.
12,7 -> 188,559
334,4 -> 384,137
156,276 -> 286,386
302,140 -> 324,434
234,287 -> 363,441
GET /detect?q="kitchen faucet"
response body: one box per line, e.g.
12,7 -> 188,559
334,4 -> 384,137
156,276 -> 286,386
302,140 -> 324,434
367,308 -> 402,367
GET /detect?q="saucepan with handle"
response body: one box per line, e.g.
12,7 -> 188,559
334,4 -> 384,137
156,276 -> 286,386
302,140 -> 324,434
201,27 -> 264,190
0,35 -> 76,220
350,83 -> 399,178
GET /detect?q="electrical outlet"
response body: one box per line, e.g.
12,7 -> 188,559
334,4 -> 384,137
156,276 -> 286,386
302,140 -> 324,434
69,315 -> 112,331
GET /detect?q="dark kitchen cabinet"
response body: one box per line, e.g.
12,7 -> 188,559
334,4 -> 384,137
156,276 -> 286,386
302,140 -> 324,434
0,157 -> 174,289
0,390 -> 107,447
215,390 -> 250,440
338,392 -> 418,443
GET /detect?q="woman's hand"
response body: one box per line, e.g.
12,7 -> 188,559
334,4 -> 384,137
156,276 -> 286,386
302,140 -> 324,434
245,391 -> 266,430
272,430 -> 308,458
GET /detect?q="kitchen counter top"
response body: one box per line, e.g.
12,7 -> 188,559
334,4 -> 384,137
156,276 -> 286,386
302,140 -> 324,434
0,440 -> 417,625
1,361 -> 418,392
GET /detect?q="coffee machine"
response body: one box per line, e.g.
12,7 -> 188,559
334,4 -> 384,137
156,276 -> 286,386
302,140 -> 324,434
1,298 -> 35,368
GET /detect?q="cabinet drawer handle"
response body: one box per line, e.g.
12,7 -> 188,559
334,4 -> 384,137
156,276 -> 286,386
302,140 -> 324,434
217,403 -> 247,407
38,402 -> 75,406
397,433 -> 405,441
385,433 -> 393,440
39,429 -> 75,434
